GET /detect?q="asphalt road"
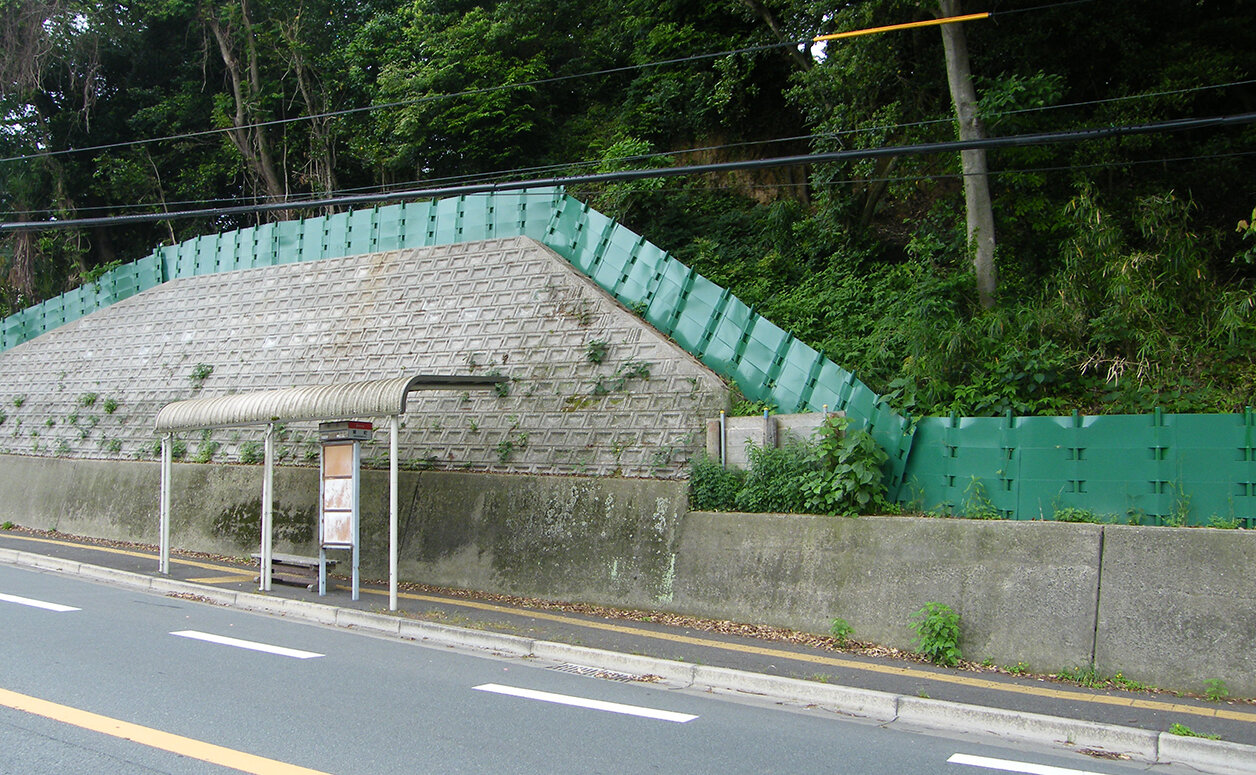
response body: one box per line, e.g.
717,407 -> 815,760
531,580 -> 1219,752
0,563 -> 1201,775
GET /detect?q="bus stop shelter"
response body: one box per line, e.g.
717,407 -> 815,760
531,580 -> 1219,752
153,374 -> 505,610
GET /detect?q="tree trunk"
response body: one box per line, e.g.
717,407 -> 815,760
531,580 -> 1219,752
7,225 -> 36,300
939,0 -> 996,309
205,1 -> 287,209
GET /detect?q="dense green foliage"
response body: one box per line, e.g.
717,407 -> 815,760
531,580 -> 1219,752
2,0 -> 1253,415
688,417 -> 889,516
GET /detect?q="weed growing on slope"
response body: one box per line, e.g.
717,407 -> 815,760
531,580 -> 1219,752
911,602 -> 962,667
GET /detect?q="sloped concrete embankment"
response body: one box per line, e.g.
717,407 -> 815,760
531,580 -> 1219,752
1,453 -> 1252,695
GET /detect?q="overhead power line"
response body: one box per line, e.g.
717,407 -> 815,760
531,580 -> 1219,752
0,1 -> 1106,167
4,111 -> 1253,233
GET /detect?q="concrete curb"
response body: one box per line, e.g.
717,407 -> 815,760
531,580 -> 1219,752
6,549 -> 1256,775
896,696 -> 1160,759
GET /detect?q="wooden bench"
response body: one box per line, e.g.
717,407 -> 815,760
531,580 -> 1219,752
252,552 -> 336,591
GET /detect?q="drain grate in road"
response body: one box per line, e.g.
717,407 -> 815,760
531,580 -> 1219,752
548,663 -> 659,683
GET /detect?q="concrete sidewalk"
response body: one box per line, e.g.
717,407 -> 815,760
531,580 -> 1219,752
1,527 -> 1254,775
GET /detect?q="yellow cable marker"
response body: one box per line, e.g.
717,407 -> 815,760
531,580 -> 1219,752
0,687 -> 332,775
814,12 -> 991,43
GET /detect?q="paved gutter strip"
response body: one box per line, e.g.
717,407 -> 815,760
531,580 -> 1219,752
398,618 -> 536,657
5,548 -> 1256,775
896,696 -> 1161,760
530,642 -> 698,686
333,606 -> 401,636
693,665 -> 900,723
1159,734 -> 1256,774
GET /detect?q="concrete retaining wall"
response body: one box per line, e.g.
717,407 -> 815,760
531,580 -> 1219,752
1,453 -> 1252,696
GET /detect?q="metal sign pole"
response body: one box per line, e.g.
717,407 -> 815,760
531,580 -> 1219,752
159,433 -> 172,574
389,414 -> 399,611
351,440 -> 360,602
261,423 -> 274,592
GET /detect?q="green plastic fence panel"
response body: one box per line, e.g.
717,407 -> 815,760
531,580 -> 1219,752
545,199 -> 591,269
1005,415 -> 1073,520
568,208 -> 615,280
520,188 -> 563,239
406,199 -> 437,248
210,229 -> 235,272
609,232 -> 666,307
165,240 -> 187,278
772,340 -> 821,414
804,362 -> 857,413
1078,415 -> 1168,520
670,275 -> 724,355
302,216 -> 328,262
701,298 -> 753,375
229,225 -> 257,269
189,234 -> 213,275
345,208 -> 377,256
374,205 -> 403,251
900,417 -> 954,510
948,416 -> 1017,517
729,316 -> 789,404
131,254 -> 162,292
271,220 -> 302,264
1169,413 -> 1251,525
428,196 -> 454,245
643,258 -> 692,336
589,226 -> 632,293
459,193 -> 495,242
490,189 -> 537,238
156,245 -> 177,281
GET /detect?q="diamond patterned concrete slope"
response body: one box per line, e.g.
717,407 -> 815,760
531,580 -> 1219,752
0,237 -> 727,478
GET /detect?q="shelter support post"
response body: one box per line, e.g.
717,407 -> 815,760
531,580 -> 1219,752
389,414 -> 399,611
260,423 -> 274,592
159,433 -> 172,574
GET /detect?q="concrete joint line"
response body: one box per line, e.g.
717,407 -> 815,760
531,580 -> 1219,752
4,550 -> 1256,775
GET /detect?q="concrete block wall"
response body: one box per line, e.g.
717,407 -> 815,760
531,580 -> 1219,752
2,453 -> 1252,696
0,237 -> 727,477
704,411 -> 835,468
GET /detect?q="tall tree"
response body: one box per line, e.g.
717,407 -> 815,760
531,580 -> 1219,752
938,0 -> 995,308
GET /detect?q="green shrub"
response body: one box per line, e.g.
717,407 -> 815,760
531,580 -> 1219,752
1203,678 -> 1229,703
801,415 -> 889,516
734,441 -> 818,514
829,617 -> 855,645
911,602 -> 963,667
238,441 -> 264,464
687,454 -> 745,511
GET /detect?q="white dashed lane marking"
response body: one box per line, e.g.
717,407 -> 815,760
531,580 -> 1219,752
474,683 -> 697,723
0,592 -> 80,612
169,630 -> 324,659
949,753 -> 1109,775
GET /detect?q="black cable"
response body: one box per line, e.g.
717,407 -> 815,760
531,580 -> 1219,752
0,39 -> 805,166
5,111 -> 1253,232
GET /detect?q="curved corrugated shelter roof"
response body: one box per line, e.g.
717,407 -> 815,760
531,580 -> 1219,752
154,375 -> 504,432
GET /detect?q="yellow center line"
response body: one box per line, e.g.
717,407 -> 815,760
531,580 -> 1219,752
7,533 -> 1255,726
0,687 -> 331,775
188,574 -> 257,584
2,533 -> 247,574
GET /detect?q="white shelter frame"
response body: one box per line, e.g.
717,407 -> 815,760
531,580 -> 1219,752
154,374 -> 504,610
